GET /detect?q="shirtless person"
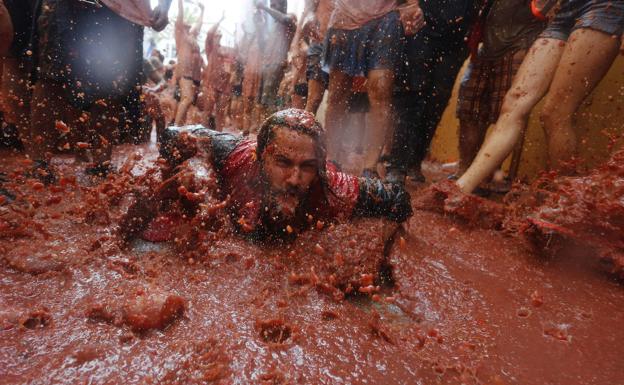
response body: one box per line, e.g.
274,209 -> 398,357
201,14 -> 230,131
242,15 -> 264,133
323,0 -> 424,177
456,0 -> 624,194
174,0 -> 204,126
120,109 -> 412,242
255,0 -> 297,119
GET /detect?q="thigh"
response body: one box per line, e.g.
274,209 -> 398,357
327,70 -> 352,101
367,69 -> 394,101
500,38 -> 565,114
542,28 -> 620,114
179,78 -> 194,99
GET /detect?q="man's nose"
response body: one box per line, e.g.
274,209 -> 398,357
286,166 -> 302,186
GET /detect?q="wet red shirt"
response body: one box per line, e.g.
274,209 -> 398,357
219,139 -> 360,233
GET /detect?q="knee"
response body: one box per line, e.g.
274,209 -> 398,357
367,79 -> 392,104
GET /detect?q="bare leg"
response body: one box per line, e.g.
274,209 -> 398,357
305,78 -> 325,114
540,28 -> 621,172
363,69 -> 394,170
458,120 -> 489,175
324,70 -> 352,161
215,94 -> 228,131
242,96 -> 254,133
457,38 -> 565,193
174,78 -> 195,125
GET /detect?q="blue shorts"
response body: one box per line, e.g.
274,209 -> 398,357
540,0 -> 624,41
323,11 -> 404,77
306,42 -> 329,87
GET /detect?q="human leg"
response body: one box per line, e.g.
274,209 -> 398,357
174,77 -> 195,125
363,69 -> 394,171
305,79 -> 325,113
86,99 -> 121,172
324,70 -> 352,162
409,42 -> 468,175
456,38 -> 565,193
540,28 -> 621,172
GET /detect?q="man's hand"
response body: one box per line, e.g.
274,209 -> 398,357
398,2 -> 425,36
255,1 -> 266,11
151,0 -> 172,32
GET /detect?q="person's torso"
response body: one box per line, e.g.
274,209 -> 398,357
481,0 -> 546,58
317,0 -> 336,38
329,0 -> 397,30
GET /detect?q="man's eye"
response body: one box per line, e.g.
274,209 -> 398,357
301,164 -> 317,173
276,158 -> 290,167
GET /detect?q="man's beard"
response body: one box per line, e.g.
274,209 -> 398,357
264,186 -> 308,228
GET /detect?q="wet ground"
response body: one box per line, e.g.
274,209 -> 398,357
1,141 -> 623,384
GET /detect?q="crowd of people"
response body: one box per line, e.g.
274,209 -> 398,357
1,0 -> 623,197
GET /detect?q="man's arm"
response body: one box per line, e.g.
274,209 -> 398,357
176,0 -> 184,28
151,0 -> 172,31
353,178 -> 413,223
255,1 -> 296,25
205,12 -> 225,58
190,2 -> 204,36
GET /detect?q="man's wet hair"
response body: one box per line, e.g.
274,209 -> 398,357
256,108 -> 327,182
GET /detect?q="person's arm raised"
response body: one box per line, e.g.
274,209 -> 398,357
190,2 -> 204,36
205,12 -> 225,57
255,0 -> 296,25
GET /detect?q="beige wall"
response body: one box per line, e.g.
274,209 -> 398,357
429,55 -> 624,181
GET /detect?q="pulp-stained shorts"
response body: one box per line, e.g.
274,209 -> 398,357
306,42 -> 329,87
456,49 -> 527,126
324,11 -> 404,77
540,0 -> 624,41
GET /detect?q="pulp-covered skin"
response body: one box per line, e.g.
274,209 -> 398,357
1,145 -> 623,385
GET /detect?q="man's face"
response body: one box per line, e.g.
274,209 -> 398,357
262,126 -> 319,220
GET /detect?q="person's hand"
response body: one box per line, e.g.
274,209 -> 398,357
398,2 -> 425,36
151,0 -> 171,32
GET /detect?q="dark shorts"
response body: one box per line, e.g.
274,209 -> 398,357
540,0 -> 624,41
456,49 -> 527,126
294,83 -> 308,97
232,84 -> 243,97
324,11 -> 404,77
36,0 -> 144,110
348,92 -> 370,114
260,63 -> 286,108
306,42 -> 329,87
